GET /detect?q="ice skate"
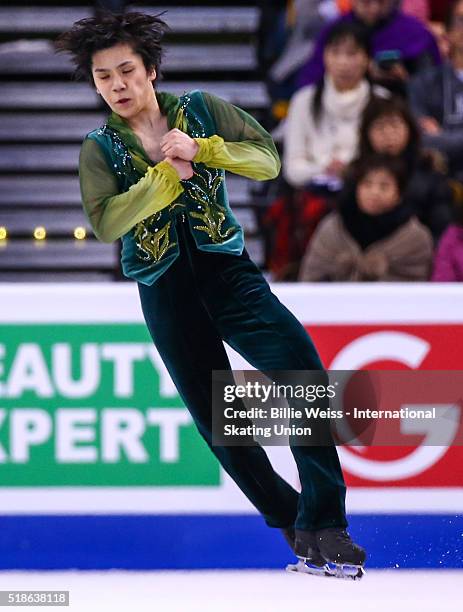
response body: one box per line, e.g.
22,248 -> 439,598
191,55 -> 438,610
286,528 -> 366,580
316,527 -> 366,579
285,530 -> 333,578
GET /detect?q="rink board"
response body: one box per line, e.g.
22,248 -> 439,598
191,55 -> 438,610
0,283 -> 462,569
0,514 -> 461,570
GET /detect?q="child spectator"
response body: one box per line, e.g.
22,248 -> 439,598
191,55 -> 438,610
357,95 -> 454,240
409,0 -> 463,182
264,22 -> 385,281
298,155 -> 433,281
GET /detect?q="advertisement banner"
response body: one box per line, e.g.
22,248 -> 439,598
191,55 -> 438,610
0,283 -> 462,515
309,325 -> 463,489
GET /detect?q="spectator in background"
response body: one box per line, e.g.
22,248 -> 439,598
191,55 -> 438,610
298,0 -> 440,94
427,1 -> 454,56
284,22 -> 384,189
263,23 -> 385,282
298,155 -> 433,281
409,0 -> 463,182
432,196 -> 463,281
356,96 -> 453,240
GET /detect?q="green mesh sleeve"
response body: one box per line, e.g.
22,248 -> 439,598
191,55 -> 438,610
192,92 -> 281,180
78,137 -> 184,243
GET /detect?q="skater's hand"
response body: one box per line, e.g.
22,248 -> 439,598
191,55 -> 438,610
165,157 -> 194,180
161,129 -> 199,161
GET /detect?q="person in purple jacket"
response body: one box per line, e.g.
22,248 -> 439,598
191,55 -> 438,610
432,198 -> 463,281
298,0 -> 441,93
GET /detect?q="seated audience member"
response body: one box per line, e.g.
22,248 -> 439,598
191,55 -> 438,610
298,155 -> 433,281
266,22 -> 384,281
298,0 -> 440,93
409,0 -> 463,182
284,22 -> 385,189
432,197 -> 463,281
356,95 -> 454,240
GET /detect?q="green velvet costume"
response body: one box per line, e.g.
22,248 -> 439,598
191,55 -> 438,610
78,90 -> 347,532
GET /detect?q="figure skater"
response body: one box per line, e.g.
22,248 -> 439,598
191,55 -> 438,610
55,10 -> 366,578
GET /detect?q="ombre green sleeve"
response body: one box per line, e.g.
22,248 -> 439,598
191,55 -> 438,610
192,91 -> 281,180
78,137 -> 184,243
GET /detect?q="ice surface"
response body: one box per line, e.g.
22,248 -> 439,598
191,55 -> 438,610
0,569 -> 461,612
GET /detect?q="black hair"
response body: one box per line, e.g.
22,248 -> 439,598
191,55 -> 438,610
312,21 -> 371,123
358,95 -> 421,167
338,153 -> 413,250
54,10 -> 169,84
351,154 -> 409,195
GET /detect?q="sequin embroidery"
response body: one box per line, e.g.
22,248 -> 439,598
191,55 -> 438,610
132,216 -> 177,263
183,169 -> 235,243
180,97 -> 238,243
100,125 -> 176,264
102,91 -> 239,266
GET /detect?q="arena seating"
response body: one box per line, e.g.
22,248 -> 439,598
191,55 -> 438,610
0,1 -> 266,281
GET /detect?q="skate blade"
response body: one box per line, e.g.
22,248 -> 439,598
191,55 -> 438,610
286,559 -> 365,580
285,559 -> 332,578
325,562 -> 366,580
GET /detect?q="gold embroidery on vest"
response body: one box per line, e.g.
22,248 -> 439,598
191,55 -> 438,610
133,213 -> 177,263
169,201 -> 187,214
186,168 -> 236,243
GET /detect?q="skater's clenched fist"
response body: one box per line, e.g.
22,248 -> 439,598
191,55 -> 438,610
161,128 -> 199,161
165,157 -> 194,180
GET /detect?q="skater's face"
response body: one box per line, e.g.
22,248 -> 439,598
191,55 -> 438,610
356,168 -> 400,215
323,36 -> 369,91
91,42 -> 156,117
368,113 -> 410,155
352,0 -> 393,26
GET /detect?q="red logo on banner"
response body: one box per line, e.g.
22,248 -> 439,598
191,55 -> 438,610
306,325 -> 463,487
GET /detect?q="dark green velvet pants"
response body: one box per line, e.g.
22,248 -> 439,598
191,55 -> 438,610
137,214 -> 347,531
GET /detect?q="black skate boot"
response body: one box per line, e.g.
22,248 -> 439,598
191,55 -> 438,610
285,529 -> 331,578
315,527 -> 366,579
